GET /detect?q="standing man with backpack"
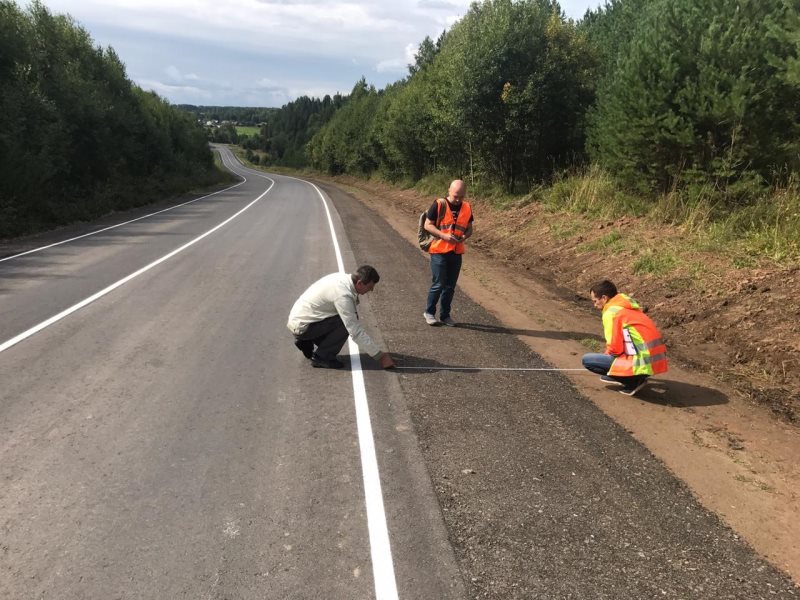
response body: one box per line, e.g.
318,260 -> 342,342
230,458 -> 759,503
422,179 -> 474,326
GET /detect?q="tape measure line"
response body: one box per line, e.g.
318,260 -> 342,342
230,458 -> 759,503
392,366 -> 587,372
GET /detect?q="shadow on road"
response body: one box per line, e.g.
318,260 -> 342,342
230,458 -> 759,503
363,352 -> 567,374
456,321 -> 602,343
361,353 -> 729,409
622,378 -> 729,408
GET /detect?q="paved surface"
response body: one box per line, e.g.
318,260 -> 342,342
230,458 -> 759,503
0,148 -> 462,599
1,150 -> 797,599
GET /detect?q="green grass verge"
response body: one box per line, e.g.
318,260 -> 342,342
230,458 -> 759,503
632,249 -> 678,276
235,125 -> 261,136
578,230 -> 624,253
580,338 -> 604,352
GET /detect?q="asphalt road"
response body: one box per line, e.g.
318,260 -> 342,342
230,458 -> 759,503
0,147 -> 462,599
1,149 -> 797,599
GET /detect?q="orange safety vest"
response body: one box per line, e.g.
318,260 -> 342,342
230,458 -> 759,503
429,199 -> 472,255
603,294 -> 668,377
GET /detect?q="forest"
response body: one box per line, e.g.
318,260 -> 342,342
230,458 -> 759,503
0,1 -> 223,238
247,0 -> 800,260
3,0 -> 798,257
178,105 -> 276,125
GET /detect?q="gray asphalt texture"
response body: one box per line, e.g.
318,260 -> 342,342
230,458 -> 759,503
319,180 -> 798,599
0,149 -> 462,599
0,148 -> 796,599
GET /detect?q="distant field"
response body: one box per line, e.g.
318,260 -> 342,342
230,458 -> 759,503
235,125 -> 261,136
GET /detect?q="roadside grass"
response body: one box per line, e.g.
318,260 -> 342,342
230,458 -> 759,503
578,229 -> 624,253
549,221 -> 583,241
235,125 -> 260,136
711,185 -> 800,262
413,173 -> 454,198
687,260 -> 708,279
650,177 -> 800,264
544,164 -> 649,218
413,172 -> 521,209
580,338 -> 604,352
537,166 -> 800,281
632,248 -> 678,276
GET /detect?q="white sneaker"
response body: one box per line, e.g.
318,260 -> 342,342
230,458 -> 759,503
423,312 -> 438,326
440,316 -> 457,327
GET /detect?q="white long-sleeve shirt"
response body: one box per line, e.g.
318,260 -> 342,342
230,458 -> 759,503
286,272 -> 383,358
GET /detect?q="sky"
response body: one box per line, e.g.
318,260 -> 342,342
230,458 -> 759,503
40,0 -> 604,108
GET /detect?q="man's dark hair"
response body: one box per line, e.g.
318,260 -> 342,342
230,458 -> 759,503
354,265 -> 380,285
590,279 -> 617,299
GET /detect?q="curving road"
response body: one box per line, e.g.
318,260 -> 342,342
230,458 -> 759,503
1,147 -> 796,599
0,146 -> 461,599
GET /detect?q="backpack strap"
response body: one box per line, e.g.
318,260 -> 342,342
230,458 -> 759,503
435,197 -> 445,226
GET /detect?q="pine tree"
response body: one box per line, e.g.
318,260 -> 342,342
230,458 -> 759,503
588,0 -> 800,195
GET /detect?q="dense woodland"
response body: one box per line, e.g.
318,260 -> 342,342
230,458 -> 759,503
0,1 -> 222,238
229,95 -> 346,168
302,0 -> 799,193
178,105 -> 276,125
2,0 -> 798,254
243,0 -> 799,257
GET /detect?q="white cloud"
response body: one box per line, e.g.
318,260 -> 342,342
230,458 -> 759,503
40,0 -> 599,105
375,42 -> 418,74
45,0 -> 471,62
417,0 -> 460,9
137,79 -> 210,100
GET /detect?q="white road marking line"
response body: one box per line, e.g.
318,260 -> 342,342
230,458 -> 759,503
290,172 -> 398,600
0,148 -> 247,263
0,174 -> 275,355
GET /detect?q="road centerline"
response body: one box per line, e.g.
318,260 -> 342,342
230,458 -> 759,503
0,176 -> 275,355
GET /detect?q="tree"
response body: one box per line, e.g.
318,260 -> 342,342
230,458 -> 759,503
0,1 -> 215,237
587,0 -> 800,194
431,0 -> 595,191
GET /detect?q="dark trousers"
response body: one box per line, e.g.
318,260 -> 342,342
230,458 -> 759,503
582,352 -> 646,387
296,315 -> 349,360
426,252 -> 462,320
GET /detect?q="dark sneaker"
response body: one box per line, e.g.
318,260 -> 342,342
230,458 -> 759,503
600,375 -> 624,386
311,355 -> 345,369
440,316 -> 457,327
619,380 -> 648,396
294,339 -> 314,359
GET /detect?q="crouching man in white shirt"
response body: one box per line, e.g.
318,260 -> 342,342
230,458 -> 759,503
287,265 -> 395,370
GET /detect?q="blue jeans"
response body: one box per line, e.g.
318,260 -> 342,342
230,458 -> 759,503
582,353 -> 646,387
426,252 -> 462,320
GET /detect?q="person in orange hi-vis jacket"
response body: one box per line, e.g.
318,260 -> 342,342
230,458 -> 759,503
582,279 -> 668,396
422,179 -> 474,327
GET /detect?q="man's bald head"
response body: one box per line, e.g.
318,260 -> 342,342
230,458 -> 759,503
448,180 -> 466,204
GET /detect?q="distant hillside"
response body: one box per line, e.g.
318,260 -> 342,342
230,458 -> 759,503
178,105 -> 278,125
